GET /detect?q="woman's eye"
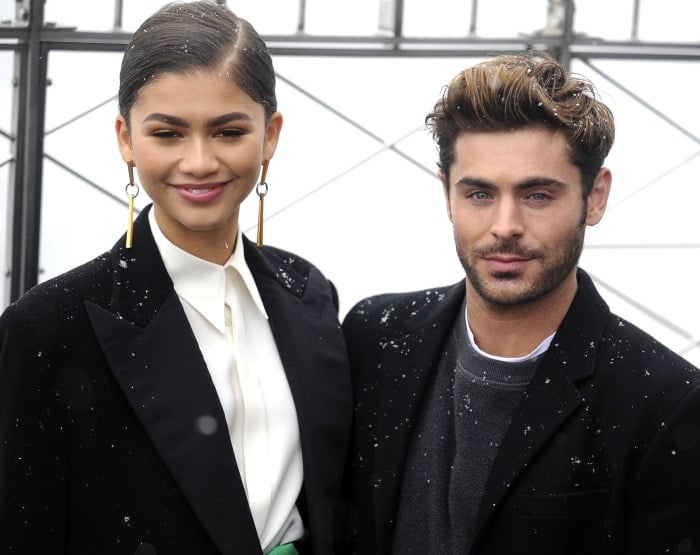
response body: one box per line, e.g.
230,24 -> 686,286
218,128 -> 245,138
151,130 -> 179,139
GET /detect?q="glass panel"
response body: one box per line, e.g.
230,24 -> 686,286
304,0 -> 381,36
0,0 -> 17,24
574,0 -> 636,40
576,0 -> 699,42
0,161 -> 9,307
0,50 -> 14,307
637,0 -> 699,42
44,0 -> 115,31
121,0 -> 183,32
44,1 -> 301,34
40,50 -> 149,283
403,0 -> 473,37
476,0 -> 549,38
229,0 -> 301,35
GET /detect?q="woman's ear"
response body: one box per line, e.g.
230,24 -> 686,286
586,167 -> 612,226
115,115 -> 134,163
262,111 -> 283,161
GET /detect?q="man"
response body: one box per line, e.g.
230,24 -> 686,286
339,51 -> 700,554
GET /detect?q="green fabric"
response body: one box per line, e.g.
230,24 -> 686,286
267,543 -> 298,555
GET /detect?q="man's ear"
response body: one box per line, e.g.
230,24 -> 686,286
115,115 -> 134,163
586,167 -> 612,226
439,171 -> 453,223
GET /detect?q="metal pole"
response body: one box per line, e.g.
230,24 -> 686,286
113,0 -> 124,30
631,0 -> 640,40
393,0 -> 404,38
469,0 -> 478,36
559,0 -> 575,69
297,0 -> 306,33
10,0 -> 49,300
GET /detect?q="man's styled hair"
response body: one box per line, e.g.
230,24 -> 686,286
426,50 -> 615,196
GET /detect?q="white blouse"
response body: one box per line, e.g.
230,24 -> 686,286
149,210 -> 304,552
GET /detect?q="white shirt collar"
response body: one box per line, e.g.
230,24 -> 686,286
464,301 -> 554,363
148,209 -> 269,335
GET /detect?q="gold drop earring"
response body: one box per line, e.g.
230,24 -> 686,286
125,161 -> 140,248
256,160 -> 269,247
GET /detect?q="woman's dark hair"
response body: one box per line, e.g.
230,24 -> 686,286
426,50 -> 615,197
118,0 -> 276,123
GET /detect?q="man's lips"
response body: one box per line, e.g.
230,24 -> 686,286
483,255 -> 532,273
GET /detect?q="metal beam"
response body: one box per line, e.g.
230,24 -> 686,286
9,0 -> 49,300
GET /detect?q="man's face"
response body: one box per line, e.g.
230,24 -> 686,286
443,127 -> 610,309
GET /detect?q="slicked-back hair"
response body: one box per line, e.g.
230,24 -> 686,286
426,51 -> 615,197
118,0 -> 276,124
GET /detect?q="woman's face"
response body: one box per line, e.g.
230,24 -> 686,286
116,69 -> 282,260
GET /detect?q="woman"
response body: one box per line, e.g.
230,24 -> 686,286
0,2 -> 351,554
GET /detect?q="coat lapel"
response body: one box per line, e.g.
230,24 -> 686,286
372,283 -> 466,551
243,238 -> 352,544
472,269 -> 609,542
472,355 -> 585,538
86,207 -> 261,555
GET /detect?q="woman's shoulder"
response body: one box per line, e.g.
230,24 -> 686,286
3,251 -> 114,319
251,241 -> 314,272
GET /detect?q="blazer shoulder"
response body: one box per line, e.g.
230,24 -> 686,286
4,251 -> 113,318
244,237 -> 337,300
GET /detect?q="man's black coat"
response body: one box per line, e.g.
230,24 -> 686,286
340,270 -> 700,554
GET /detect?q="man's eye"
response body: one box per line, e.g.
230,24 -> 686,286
468,191 -> 491,201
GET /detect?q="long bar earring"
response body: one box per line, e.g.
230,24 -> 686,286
125,161 -> 140,249
256,160 -> 269,247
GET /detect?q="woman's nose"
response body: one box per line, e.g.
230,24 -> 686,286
179,139 -> 219,176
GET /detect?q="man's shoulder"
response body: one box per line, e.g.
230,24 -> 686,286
343,282 -> 464,333
603,312 -> 698,375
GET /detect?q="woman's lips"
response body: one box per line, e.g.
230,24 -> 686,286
176,183 -> 225,203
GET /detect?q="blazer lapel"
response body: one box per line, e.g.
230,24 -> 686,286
472,356 -> 584,538
87,207 -> 261,555
472,269 -> 609,542
373,283 -> 466,550
242,239 -> 352,516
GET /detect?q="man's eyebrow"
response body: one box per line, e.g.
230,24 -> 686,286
453,176 -> 567,190
513,177 -> 568,190
454,177 -> 496,190
141,112 -> 253,128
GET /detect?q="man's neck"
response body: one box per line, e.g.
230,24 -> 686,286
466,272 -> 578,358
